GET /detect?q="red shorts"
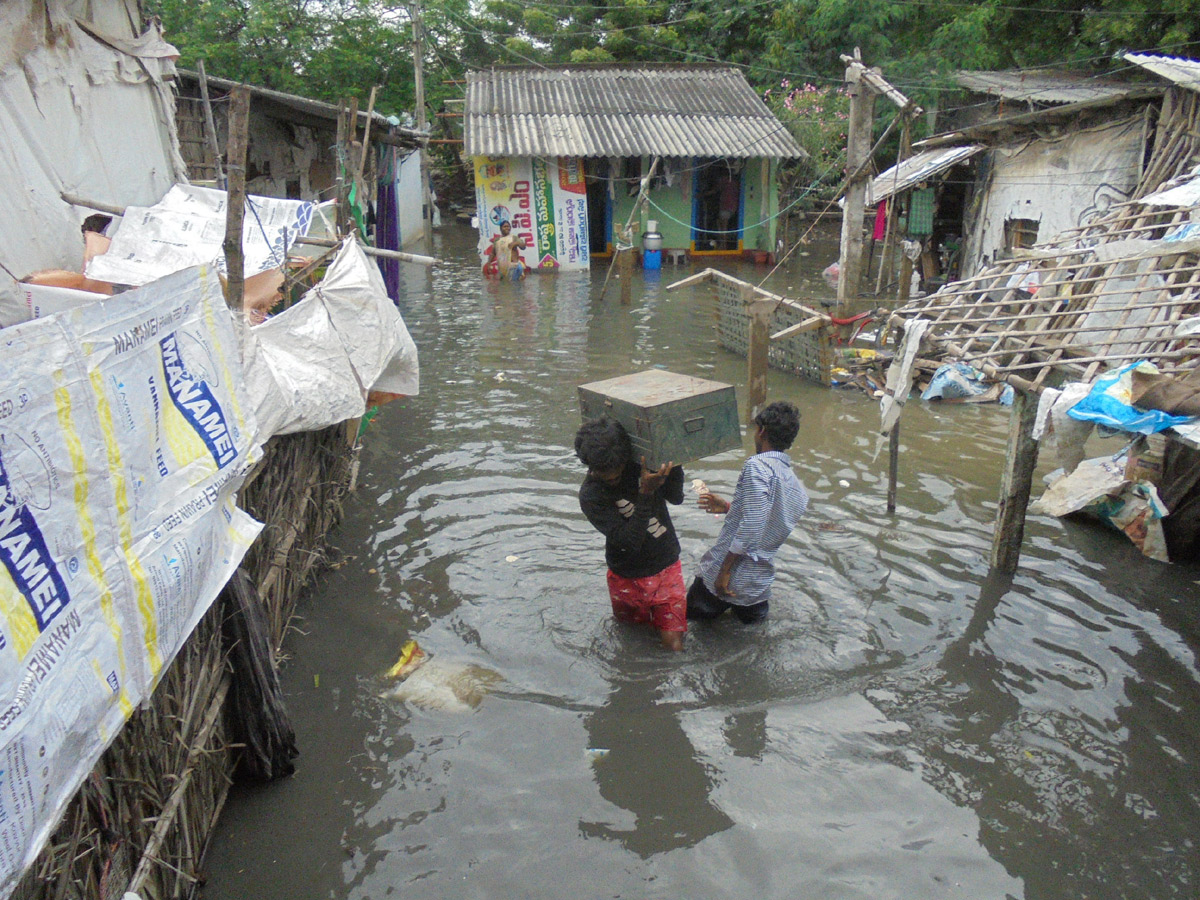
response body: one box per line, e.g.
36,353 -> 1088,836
606,560 -> 687,634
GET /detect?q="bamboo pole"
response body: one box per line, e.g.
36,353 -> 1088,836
356,85 -> 379,181
222,84 -> 250,311
293,235 -> 438,265
987,344 -> 1198,373
899,258 -> 1200,312
912,293 -> 1200,329
887,423 -> 900,514
196,59 -> 225,187
990,390 -> 1039,574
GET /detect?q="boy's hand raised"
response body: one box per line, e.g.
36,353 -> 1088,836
698,491 -> 730,514
638,458 -> 674,495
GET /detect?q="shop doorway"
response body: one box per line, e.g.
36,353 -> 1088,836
692,158 -> 742,251
584,158 -> 612,255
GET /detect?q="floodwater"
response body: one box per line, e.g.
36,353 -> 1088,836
201,224 -> 1200,900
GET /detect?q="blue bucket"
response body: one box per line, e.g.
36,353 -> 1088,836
643,249 -> 662,270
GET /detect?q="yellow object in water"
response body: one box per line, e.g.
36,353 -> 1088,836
382,639 -> 502,712
386,640 -> 425,679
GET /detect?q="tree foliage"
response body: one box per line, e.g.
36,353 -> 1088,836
146,0 -> 1200,157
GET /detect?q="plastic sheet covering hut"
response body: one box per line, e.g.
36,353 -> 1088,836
0,0 -> 186,326
0,4 -> 421,894
1,215 -> 417,897
860,69 -> 1165,289
172,70 -> 432,279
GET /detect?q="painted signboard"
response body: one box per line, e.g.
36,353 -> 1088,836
473,156 -> 589,272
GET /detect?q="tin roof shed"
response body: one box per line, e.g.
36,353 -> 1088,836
1124,52 -> 1200,94
464,64 -> 805,160
952,70 -> 1141,106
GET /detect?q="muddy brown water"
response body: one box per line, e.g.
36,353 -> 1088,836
200,223 -> 1200,900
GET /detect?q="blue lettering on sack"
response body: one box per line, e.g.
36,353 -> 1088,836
160,334 -> 237,469
0,454 -> 70,631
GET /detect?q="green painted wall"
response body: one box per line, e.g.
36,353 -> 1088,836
608,157 -> 780,255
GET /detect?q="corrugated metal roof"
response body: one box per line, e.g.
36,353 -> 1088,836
1124,52 -> 1200,94
464,65 -> 805,159
859,145 -> 983,207
954,70 -> 1140,105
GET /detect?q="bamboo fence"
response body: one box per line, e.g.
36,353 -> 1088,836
11,423 -> 356,900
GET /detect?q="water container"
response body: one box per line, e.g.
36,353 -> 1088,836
643,220 -> 663,253
643,249 -> 662,270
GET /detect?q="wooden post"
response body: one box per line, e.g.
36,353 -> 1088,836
897,249 -> 913,305
335,103 -> 348,237
196,59 -> 225,187
357,85 -> 379,181
990,388 -> 1040,573
411,0 -> 434,247
886,423 -> 900,513
619,228 -> 634,305
746,291 -> 773,420
222,84 -> 250,311
837,54 -> 876,314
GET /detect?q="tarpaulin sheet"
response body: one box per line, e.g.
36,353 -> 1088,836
0,265 -> 260,897
0,2 -> 186,327
86,184 -> 315,286
1068,362 -> 1196,435
243,239 -> 420,436
964,117 -> 1145,275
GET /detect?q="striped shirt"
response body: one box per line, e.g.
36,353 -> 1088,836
697,451 -> 808,606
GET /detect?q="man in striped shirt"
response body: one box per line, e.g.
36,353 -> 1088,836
687,401 -> 809,624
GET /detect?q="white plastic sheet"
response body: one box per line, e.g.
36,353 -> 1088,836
964,117 -> 1145,275
86,185 -> 316,286
0,265 -> 260,896
880,318 -> 930,436
0,3 -> 185,327
243,239 -> 420,436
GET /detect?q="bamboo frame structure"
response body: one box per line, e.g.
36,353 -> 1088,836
882,85 -> 1200,574
888,203 -> 1200,388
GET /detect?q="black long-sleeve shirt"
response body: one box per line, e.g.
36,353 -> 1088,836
578,463 -> 684,579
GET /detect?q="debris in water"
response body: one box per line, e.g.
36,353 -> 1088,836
382,640 -> 502,713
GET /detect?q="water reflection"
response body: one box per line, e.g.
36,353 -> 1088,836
581,661 -> 734,856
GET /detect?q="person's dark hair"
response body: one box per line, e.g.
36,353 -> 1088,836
81,214 -> 112,235
754,401 -> 800,450
575,418 -> 632,471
